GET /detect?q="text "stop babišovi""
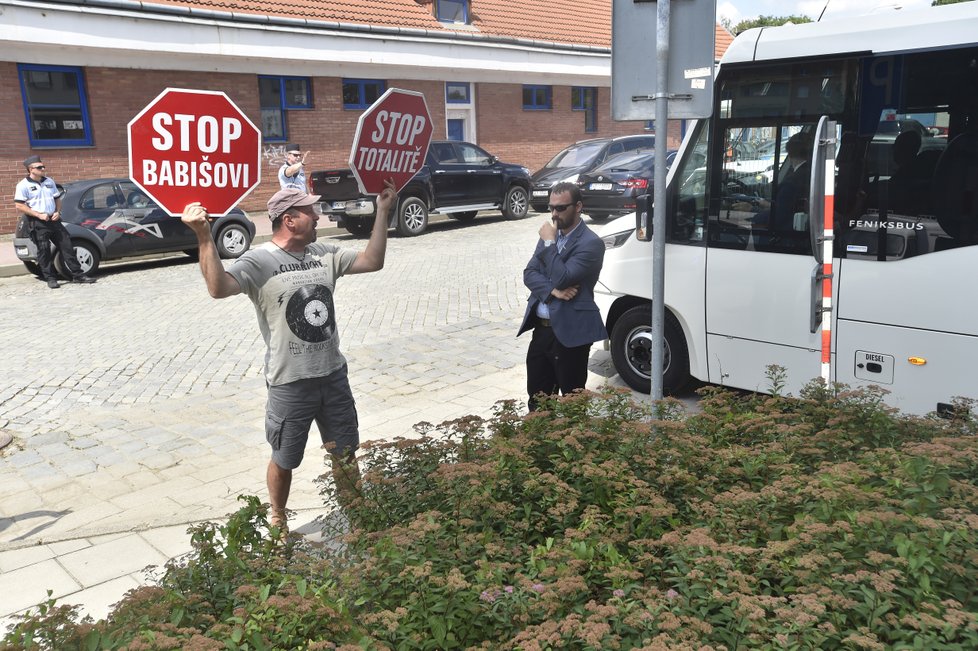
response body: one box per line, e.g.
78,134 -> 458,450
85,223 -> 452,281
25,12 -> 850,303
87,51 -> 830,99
142,113 -> 252,188
353,110 -> 428,174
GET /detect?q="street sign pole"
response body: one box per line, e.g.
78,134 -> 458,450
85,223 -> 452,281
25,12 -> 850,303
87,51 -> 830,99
613,0 -> 715,403
650,0 -> 671,402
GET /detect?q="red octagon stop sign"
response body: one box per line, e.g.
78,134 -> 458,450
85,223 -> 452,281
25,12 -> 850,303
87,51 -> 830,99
128,88 -> 261,216
349,88 -> 433,195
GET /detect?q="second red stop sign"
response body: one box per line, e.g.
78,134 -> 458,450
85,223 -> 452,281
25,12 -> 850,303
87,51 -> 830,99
349,88 -> 433,195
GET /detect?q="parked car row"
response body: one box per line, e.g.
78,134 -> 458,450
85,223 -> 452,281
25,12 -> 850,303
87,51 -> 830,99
13,178 -> 256,277
11,135 -> 662,275
529,134 -> 656,213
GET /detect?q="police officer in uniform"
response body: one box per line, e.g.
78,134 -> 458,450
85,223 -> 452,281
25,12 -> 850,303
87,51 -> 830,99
14,155 -> 96,288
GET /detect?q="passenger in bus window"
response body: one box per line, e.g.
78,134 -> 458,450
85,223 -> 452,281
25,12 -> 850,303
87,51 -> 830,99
733,132 -> 813,233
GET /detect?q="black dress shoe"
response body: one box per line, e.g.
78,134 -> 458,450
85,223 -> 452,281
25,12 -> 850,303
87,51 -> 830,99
73,275 -> 97,284
46,279 -> 60,289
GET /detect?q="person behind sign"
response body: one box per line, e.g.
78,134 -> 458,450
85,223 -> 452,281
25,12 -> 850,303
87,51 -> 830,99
181,178 -> 397,532
14,155 -> 97,288
517,181 -> 607,411
278,143 -> 309,190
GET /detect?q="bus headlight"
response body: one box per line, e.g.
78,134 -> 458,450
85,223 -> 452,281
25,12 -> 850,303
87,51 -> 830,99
601,229 -> 632,249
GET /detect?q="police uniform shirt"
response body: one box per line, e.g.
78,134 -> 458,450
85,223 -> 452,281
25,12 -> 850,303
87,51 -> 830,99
14,175 -> 59,216
278,164 -> 306,191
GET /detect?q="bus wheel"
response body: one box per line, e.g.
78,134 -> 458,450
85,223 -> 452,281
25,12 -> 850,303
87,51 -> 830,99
610,306 -> 690,395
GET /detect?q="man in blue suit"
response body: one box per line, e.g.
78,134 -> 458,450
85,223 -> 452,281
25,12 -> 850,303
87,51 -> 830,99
518,182 -> 607,411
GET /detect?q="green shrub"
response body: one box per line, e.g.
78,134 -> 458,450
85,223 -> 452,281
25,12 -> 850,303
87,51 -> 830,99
5,383 -> 978,650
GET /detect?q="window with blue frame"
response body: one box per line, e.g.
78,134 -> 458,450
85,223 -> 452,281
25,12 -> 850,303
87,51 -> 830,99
523,85 -> 552,110
437,0 -> 468,23
446,82 -> 471,104
572,86 -> 598,133
259,75 -> 312,141
343,79 -> 386,109
18,64 -> 92,147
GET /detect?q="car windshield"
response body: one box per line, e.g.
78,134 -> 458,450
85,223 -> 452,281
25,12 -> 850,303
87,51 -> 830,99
594,151 -> 654,173
544,141 -> 607,169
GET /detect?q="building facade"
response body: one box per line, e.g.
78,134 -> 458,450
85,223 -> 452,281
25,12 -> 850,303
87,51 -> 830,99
0,0 -> 731,233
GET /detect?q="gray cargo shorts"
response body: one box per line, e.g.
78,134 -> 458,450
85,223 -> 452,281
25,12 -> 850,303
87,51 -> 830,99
264,365 -> 359,470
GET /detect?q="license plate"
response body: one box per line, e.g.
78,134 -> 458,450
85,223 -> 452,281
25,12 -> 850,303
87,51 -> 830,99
589,183 -> 613,191
532,190 -> 549,197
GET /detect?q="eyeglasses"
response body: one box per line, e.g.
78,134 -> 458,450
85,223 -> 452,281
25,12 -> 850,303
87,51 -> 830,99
548,202 -> 574,213
287,152 -> 301,156
31,165 -> 45,170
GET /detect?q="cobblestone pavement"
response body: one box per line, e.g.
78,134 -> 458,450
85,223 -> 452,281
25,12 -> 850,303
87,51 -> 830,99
0,213 -> 637,553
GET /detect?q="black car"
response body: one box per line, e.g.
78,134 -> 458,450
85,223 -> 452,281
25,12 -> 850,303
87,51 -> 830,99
529,134 -> 656,212
311,140 -> 531,237
577,149 -> 677,221
13,178 -> 255,277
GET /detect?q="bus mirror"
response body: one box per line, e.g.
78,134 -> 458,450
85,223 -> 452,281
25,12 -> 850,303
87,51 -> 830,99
635,193 -> 653,241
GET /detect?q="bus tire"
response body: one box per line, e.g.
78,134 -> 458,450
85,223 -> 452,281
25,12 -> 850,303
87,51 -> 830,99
610,305 -> 690,395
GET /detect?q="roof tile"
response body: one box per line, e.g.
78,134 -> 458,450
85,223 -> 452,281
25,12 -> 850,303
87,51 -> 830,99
143,0 -> 730,56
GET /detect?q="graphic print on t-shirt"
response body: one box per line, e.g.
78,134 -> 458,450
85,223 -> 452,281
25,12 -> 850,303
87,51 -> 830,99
285,284 -> 336,342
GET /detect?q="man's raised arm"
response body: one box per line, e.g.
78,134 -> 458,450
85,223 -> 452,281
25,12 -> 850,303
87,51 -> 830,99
181,202 -> 242,299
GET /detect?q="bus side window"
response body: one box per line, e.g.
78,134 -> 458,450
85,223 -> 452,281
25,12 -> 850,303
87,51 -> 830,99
668,122 -> 709,244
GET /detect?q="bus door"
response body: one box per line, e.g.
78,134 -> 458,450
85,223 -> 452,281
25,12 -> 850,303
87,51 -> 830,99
704,121 -> 825,395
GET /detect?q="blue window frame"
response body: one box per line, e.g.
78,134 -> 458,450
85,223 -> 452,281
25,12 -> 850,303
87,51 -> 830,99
259,75 -> 312,142
572,86 -> 598,133
446,82 -> 471,104
437,0 -> 468,23
18,64 -> 92,147
343,79 -> 386,109
523,85 -> 552,110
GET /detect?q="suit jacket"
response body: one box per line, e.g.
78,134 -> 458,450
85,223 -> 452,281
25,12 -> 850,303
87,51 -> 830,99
518,220 -> 608,347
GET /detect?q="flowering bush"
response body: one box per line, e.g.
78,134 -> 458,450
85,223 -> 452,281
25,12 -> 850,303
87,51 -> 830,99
5,379 -> 978,650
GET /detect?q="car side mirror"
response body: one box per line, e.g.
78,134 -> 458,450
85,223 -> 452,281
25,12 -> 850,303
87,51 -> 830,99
54,184 -> 66,200
635,193 -> 653,241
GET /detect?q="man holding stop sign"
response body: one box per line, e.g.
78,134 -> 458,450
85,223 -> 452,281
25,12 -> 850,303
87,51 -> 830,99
182,177 -> 397,532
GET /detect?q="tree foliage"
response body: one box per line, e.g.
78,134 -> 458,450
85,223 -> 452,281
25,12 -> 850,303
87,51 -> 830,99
732,14 -> 812,35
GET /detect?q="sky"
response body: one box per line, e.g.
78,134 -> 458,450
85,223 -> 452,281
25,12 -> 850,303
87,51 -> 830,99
716,0 -> 934,26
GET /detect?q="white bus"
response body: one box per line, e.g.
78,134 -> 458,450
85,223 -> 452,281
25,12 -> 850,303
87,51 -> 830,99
595,2 -> 978,415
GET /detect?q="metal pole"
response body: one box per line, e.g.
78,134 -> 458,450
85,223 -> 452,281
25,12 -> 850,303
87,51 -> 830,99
650,0 -> 670,401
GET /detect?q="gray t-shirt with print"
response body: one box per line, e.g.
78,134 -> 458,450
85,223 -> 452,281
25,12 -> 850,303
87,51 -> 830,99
227,241 -> 358,386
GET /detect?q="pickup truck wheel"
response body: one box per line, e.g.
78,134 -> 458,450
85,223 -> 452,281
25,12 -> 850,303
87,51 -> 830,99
451,211 -> 478,222
397,197 -> 429,236
345,219 -> 373,237
502,185 -> 529,219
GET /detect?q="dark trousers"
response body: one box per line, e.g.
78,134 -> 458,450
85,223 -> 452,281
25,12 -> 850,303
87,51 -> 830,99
525,324 -> 592,411
29,220 -> 82,281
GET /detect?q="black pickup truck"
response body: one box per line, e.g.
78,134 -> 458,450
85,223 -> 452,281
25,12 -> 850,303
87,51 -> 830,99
311,140 -> 532,237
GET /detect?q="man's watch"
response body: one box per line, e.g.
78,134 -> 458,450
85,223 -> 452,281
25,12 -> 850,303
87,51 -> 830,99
543,239 -> 555,248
